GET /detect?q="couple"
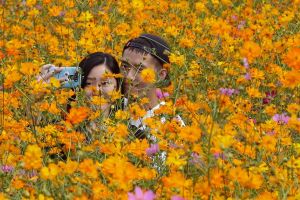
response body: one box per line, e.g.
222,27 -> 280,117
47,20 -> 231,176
40,34 -> 175,137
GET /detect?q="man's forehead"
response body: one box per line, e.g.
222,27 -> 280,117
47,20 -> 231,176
121,50 -> 154,65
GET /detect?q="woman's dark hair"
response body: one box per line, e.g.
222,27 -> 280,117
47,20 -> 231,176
79,52 -> 122,91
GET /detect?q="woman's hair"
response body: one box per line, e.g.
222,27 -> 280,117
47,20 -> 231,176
79,52 -> 122,91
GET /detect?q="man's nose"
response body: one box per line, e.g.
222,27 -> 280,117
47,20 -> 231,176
126,69 -> 136,82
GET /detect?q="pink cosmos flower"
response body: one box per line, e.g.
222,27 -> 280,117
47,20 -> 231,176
1,165 -> 14,173
156,89 -> 169,100
272,113 -> 290,124
219,88 -> 239,96
171,195 -> 185,200
146,144 -> 159,157
266,131 -> 275,136
214,152 -> 226,160
237,20 -> 246,29
59,11 -> 66,17
189,152 -> 205,168
243,57 -> 249,69
247,117 -> 257,124
36,5 -> 42,10
128,186 -> 155,200
231,15 -> 238,21
244,72 -> 251,80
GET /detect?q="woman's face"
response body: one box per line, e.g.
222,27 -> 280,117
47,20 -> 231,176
84,64 -> 117,99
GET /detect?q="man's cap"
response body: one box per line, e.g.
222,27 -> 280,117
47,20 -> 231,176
123,34 -> 171,64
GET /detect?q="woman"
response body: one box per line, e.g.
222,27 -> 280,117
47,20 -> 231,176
39,52 -> 123,159
39,52 -> 123,117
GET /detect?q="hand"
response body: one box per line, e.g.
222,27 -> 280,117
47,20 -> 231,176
37,64 -> 64,83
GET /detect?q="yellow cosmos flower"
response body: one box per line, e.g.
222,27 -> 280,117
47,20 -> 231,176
140,68 -> 156,83
129,104 -> 147,120
166,149 -> 187,168
48,6 -> 62,17
41,163 -> 60,180
246,87 -> 262,98
115,110 -> 130,120
169,53 -> 185,66
23,144 -> 43,170
20,62 -> 39,76
49,77 -> 61,88
79,159 -> 98,179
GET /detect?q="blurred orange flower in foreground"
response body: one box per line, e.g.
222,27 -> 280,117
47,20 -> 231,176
66,107 -> 90,125
284,47 -> 300,70
240,41 -> 261,62
281,70 -> 300,88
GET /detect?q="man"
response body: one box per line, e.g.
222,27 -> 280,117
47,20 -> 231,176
121,34 -> 170,109
120,34 -> 184,139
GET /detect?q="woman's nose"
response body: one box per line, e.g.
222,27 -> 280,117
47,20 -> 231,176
96,84 -> 101,91
89,84 -> 102,95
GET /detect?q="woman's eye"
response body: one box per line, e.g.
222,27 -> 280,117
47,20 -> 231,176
86,82 -> 92,85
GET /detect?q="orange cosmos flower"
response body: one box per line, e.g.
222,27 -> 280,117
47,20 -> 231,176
283,47 -> 300,70
261,135 -> 277,152
129,104 -> 146,120
162,172 -> 192,191
92,181 -> 110,198
4,70 -> 22,88
11,179 -> 25,190
107,123 -> 129,138
79,159 -> 98,179
246,87 -> 262,98
26,0 -> 36,6
240,41 -> 261,62
0,51 -> 5,59
281,70 -> 300,88
179,125 -> 202,143
66,107 -> 90,125
140,68 -> 156,83
48,6 -> 63,17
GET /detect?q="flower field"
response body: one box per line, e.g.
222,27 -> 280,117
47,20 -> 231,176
1,0 -> 300,199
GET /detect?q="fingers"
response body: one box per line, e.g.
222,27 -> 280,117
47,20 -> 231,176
55,67 -> 63,73
41,64 -> 55,74
59,76 -> 68,83
38,66 -> 64,83
42,70 -> 57,81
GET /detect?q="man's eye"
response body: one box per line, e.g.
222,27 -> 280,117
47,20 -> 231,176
86,82 -> 92,85
101,81 -> 110,86
121,64 -> 131,71
137,67 -> 145,72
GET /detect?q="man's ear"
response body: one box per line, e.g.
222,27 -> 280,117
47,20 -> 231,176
158,68 -> 167,81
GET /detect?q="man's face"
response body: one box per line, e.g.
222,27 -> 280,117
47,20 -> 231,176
121,49 -> 160,99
